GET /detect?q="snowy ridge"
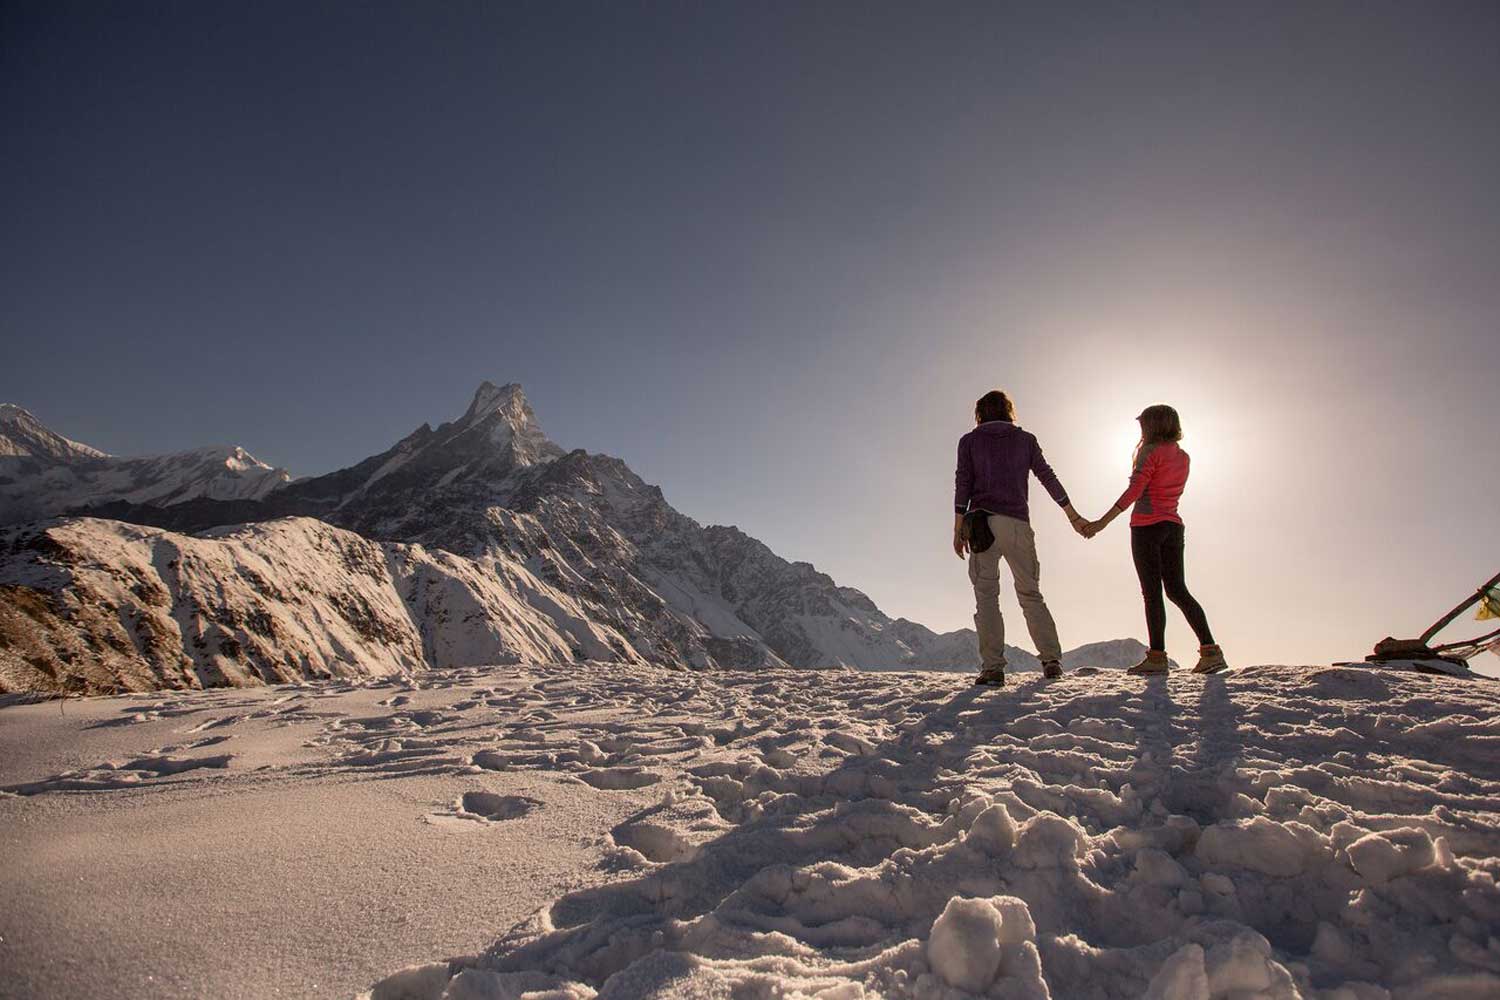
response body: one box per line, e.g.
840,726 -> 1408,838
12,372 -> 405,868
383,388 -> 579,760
0,403 -> 109,462
0,517 -> 649,693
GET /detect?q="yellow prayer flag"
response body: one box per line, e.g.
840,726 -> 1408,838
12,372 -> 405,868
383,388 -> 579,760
1479,585 -> 1500,621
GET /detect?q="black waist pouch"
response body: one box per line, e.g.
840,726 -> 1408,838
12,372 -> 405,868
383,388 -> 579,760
962,510 -> 995,553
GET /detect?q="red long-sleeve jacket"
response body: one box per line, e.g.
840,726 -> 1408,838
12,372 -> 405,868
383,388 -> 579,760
1116,442 -> 1189,527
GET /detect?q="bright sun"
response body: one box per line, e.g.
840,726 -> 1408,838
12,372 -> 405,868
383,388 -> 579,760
1104,415 -> 1141,471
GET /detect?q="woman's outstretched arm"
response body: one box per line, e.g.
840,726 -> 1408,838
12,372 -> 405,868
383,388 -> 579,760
1083,503 -> 1127,538
1087,447 -> 1159,537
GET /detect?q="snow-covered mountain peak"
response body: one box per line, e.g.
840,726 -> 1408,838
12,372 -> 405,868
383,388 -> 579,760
452,380 -> 562,466
461,381 -> 525,423
168,444 -> 278,473
223,445 -> 265,472
0,404 -> 110,463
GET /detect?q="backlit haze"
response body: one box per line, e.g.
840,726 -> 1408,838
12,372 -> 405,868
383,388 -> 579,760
4,3 -> 1497,669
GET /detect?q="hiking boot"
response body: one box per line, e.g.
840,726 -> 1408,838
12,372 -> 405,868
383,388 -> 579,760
1042,660 -> 1063,679
1127,650 -> 1170,675
1193,644 -> 1229,674
974,666 -> 1006,687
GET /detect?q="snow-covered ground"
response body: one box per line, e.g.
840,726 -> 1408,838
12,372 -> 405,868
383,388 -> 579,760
3,662 -> 1498,1000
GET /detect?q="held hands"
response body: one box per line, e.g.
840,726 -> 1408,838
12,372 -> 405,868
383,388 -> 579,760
1064,503 -> 1108,539
1072,504 -> 1122,540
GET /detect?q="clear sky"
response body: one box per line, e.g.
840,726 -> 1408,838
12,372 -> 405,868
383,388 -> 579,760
4,2 -> 1497,668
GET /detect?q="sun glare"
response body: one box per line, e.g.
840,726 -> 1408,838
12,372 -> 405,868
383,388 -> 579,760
1106,416 -> 1141,471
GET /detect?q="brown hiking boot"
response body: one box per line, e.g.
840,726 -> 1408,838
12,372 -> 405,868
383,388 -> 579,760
974,666 -> 1006,687
1193,644 -> 1229,674
1127,650 -> 1170,675
1042,660 -> 1063,679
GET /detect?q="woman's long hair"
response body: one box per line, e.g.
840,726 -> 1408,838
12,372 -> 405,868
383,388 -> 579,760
1133,404 -> 1183,468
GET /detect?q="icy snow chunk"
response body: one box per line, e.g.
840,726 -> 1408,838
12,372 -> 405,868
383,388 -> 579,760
1346,827 -> 1436,884
926,895 -> 1037,992
1204,928 -> 1274,994
1195,817 -> 1326,878
1227,792 -> 1265,817
1113,814 -> 1200,855
965,803 -> 1018,856
1200,874 -> 1236,898
956,793 -> 993,828
369,962 -> 451,1000
928,897 -> 1003,990
1313,921 -> 1356,966
1449,934 -> 1500,975
1330,820 -> 1368,852
1143,943 -> 1209,1000
439,970 -> 511,999
1012,811 -> 1086,869
440,969 -> 593,999
1135,848 -> 1189,888
1319,985 -> 1390,1000
989,896 -> 1038,946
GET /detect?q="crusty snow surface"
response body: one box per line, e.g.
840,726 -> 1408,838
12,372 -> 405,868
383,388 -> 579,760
3,663 -> 1499,1000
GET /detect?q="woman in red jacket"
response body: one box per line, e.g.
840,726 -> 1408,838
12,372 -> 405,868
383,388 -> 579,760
1083,405 -> 1228,675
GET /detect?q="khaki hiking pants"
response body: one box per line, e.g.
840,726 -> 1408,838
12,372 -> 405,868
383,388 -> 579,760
968,513 -> 1063,670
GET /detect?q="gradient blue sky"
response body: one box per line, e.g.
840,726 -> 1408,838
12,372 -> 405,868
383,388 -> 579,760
4,2 -> 1497,668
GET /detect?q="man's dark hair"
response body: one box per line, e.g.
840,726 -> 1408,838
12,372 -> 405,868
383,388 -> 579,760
975,390 -> 1015,423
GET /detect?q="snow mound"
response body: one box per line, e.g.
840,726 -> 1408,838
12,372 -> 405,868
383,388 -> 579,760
928,895 -> 1044,994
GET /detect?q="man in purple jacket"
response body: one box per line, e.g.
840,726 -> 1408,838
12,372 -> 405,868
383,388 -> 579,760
954,389 -> 1088,686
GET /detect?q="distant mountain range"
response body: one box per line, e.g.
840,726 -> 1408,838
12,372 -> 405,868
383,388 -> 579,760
0,403 -> 290,521
0,384 -> 1150,693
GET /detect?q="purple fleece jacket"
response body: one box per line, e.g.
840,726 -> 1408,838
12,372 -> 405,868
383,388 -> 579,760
954,420 -> 1070,522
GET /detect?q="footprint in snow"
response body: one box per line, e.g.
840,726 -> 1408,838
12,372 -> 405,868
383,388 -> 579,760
457,791 -> 540,821
579,767 -> 661,790
611,821 -> 699,863
470,750 -> 511,771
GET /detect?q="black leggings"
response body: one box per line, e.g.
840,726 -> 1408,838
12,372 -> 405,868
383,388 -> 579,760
1131,521 -> 1215,652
